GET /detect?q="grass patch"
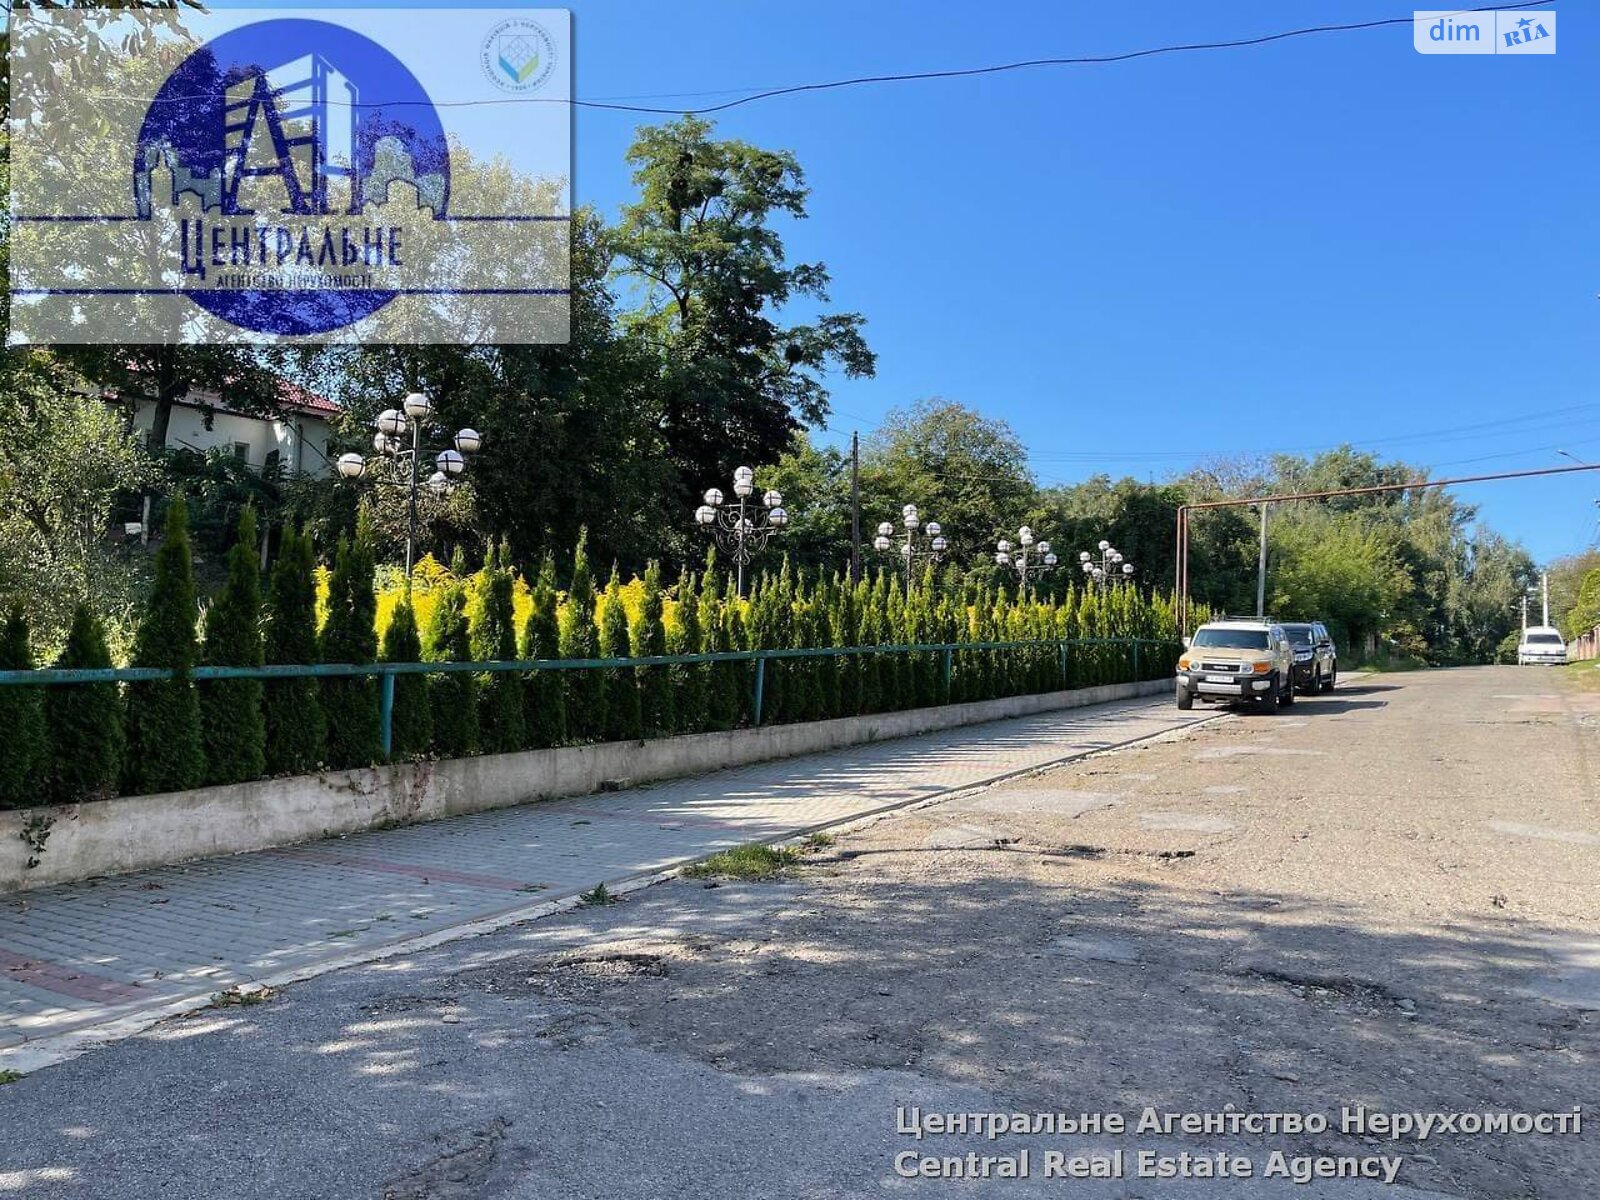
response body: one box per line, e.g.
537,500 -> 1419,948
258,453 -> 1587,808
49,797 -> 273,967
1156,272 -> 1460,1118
682,843 -> 803,881
799,832 -> 836,851
0,1070 -> 21,1085
1559,661 -> 1600,691
579,882 -> 619,906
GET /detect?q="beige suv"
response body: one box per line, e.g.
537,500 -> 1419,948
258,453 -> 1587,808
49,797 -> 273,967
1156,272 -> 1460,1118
1176,619 -> 1297,713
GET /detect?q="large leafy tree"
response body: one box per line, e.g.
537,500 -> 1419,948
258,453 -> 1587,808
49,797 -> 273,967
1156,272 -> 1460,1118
611,115 -> 875,512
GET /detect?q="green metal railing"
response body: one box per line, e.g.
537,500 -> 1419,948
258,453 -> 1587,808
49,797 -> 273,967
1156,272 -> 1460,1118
0,637 -> 1179,758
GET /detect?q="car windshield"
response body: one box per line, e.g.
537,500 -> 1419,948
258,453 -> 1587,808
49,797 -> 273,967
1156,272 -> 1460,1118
1282,626 -> 1315,646
1191,628 -> 1269,650
1525,633 -> 1564,645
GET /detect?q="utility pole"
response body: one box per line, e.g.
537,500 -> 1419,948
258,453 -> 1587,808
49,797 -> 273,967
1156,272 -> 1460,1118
1521,593 -> 1529,631
849,430 -> 862,583
1256,503 -> 1269,618
1542,571 -> 1550,626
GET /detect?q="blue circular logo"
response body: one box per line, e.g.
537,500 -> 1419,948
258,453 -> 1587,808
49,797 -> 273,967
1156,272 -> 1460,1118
135,19 -> 450,335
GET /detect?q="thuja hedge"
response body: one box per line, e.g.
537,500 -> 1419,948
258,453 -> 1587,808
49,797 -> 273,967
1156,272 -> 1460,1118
2,515 -> 1190,807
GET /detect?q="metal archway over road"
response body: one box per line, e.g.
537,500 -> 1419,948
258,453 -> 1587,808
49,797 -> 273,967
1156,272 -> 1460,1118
1175,462 -> 1600,637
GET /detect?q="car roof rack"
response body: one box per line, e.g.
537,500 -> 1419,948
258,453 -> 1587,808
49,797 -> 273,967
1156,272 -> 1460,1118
1215,613 -> 1281,624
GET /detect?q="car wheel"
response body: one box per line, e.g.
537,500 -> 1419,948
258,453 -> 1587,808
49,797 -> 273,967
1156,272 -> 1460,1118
1328,669 -> 1337,691
1280,673 -> 1296,707
1259,680 -> 1280,714
1176,682 -> 1193,710
1315,667 -> 1327,694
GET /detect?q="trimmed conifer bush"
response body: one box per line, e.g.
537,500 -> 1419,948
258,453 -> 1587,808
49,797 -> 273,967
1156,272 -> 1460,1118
473,541 -> 525,754
263,525 -> 325,775
425,577 -> 478,757
381,597 -> 431,758
560,530 -> 604,741
600,565 -> 642,741
667,566 -> 705,736
320,514 -> 381,768
0,604 -> 48,810
633,560 -> 673,736
521,553 -> 566,748
125,498 -> 205,795
48,602 -> 124,803
200,507 -> 266,786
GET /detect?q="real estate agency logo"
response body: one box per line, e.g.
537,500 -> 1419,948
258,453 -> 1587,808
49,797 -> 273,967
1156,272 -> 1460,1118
135,18 -> 452,335
481,18 -> 558,93
1414,9 -> 1555,54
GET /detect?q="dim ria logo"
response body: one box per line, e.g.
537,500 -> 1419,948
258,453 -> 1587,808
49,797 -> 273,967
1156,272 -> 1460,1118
480,18 -> 557,93
135,19 -> 451,335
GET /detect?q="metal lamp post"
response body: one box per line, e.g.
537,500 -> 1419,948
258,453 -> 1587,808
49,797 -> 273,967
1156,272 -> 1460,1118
995,525 -> 1058,599
336,391 -> 482,577
694,464 -> 789,596
873,503 -> 946,589
1078,539 -> 1135,588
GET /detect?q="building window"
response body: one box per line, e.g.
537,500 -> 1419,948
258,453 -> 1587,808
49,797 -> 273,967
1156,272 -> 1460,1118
232,442 -> 250,462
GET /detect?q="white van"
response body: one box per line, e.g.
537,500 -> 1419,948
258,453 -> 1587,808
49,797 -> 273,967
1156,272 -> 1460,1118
1517,626 -> 1568,666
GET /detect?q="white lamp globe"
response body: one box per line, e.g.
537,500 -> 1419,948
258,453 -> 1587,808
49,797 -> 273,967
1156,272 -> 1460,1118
874,536 -> 892,552
904,512 -> 920,531
1044,553 -> 1058,566
925,521 -> 942,537
931,536 -> 947,552
1019,526 -> 1034,545
704,487 -> 724,507
998,540 -> 1012,554
403,391 -> 433,419
1082,560 -> 1094,573
336,452 -> 366,479
454,428 -> 482,454
1098,539 -> 1111,552
436,449 -> 465,476
695,505 -> 716,525
376,408 -> 407,437
733,466 -> 755,496
877,522 -> 894,537
372,432 -> 392,454
1122,562 -> 1135,575
1037,540 -> 1051,555
769,507 -> 789,527
995,551 -> 1010,565
427,470 -> 449,492
762,489 -> 783,509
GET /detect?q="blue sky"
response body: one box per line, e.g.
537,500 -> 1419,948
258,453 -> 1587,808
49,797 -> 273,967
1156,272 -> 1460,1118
241,2 -> 1598,562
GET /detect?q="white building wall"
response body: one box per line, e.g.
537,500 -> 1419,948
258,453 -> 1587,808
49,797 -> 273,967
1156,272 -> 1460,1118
128,402 -> 334,477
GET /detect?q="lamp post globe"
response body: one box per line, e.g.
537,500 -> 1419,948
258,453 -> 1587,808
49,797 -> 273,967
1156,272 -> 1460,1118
402,391 -> 433,420
436,449 -> 465,476
337,452 -> 366,479
376,408 -> 407,437
454,428 -> 482,454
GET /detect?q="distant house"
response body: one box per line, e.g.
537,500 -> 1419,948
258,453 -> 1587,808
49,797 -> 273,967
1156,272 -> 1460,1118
120,380 -> 341,478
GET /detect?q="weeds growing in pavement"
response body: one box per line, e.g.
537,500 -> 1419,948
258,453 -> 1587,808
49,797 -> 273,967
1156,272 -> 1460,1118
683,843 -> 803,881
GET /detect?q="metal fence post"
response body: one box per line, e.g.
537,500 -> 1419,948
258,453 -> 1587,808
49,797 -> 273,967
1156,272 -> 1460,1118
1058,641 -> 1068,689
942,647 -> 953,691
379,670 -> 395,759
1133,639 -> 1141,681
752,655 -> 766,726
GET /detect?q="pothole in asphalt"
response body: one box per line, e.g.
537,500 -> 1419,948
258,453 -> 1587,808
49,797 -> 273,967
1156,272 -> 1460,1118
1243,966 -> 1412,1016
1046,932 -> 1141,963
456,950 -> 669,998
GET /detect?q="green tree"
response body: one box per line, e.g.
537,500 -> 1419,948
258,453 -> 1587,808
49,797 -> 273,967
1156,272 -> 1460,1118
263,526 -> 325,775
521,553 -> 567,748
0,605 -> 47,809
611,115 -> 875,511
47,603 -> 124,803
199,507 -> 266,786
125,498 -> 204,795
381,598 -> 431,759
667,566 -> 706,735
425,578 -> 479,758
320,514 -> 381,768
1565,566 -> 1600,640
473,541 -> 525,753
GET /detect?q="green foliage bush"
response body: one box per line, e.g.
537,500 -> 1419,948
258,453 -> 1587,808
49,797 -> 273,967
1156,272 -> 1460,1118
381,598 -> 431,758
425,577 -> 478,758
521,553 -> 566,748
320,514 -> 381,768
200,507 -> 266,786
600,565 -> 642,741
263,525 -> 325,775
124,498 -> 205,795
48,603 -> 124,803
472,541 -> 525,754
0,605 -> 47,810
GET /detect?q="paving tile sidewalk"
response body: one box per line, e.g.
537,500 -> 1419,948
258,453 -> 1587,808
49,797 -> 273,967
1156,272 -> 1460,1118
0,693 -> 1210,1056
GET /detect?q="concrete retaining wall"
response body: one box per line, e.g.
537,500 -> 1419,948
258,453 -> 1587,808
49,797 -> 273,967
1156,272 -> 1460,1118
0,677 -> 1172,893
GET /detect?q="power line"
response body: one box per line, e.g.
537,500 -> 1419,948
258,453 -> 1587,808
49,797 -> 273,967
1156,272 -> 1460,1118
574,1 -> 1554,116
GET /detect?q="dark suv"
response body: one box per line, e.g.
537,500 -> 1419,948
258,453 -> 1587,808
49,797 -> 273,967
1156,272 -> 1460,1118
1282,622 -> 1337,693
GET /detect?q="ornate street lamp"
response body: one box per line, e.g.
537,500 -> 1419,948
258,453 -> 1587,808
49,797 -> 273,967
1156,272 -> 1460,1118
994,525 -> 1058,599
337,391 -> 482,577
694,464 -> 788,596
873,503 -> 947,589
1078,538 -> 1135,588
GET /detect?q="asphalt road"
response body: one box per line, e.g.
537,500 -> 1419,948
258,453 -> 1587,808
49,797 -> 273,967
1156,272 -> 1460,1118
1,666 -> 1596,1199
